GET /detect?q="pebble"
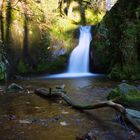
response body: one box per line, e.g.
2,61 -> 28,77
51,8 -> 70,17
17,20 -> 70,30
19,120 -> 31,124
60,121 -> 68,126
61,110 -> 69,114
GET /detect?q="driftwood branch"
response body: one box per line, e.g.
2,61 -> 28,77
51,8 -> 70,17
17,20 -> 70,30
35,88 -> 140,131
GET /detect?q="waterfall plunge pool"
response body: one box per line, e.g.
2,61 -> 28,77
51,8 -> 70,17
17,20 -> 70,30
43,73 -> 104,79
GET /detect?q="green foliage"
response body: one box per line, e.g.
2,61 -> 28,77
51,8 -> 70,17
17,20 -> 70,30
36,62 -> 50,73
107,83 -> 140,107
48,55 -> 67,73
108,63 -> 140,80
35,54 -> 68,74
17,60 -> 28,74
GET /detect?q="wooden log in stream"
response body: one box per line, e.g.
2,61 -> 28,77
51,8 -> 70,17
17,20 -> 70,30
35,88 -> 140,131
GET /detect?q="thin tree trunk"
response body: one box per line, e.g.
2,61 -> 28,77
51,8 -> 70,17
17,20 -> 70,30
23,13 -> 29,61
6,0 -> 12,50
22,0 -> 29,64
0,0 -> 5,45
58,0 -> 64,17
78,0 -> 86,25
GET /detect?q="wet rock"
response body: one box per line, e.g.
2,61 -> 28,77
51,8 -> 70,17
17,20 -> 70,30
9,115 -> 16,120
61,110 -> 69,114
76,132 -> 97,140
7,83 -> 24,92
60,121 -> 68,126
107,83 -> 140,107
128,131 -> 136,140
55,84 -> 65,92
137,85 -> 140,90
26,102 -> 30,105
34,106 -> 41,109
122,80 -> 127,83
19,120 -> 31,124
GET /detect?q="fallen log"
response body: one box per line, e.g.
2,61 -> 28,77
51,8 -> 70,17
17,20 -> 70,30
35,88 -> 140,131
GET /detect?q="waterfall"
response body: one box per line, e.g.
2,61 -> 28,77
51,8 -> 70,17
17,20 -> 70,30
106,0 -> 117,11
68,26 -> 92,73
46,26 -> 100,78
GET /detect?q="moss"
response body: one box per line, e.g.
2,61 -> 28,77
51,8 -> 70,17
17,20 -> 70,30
36,62 -> 50,73
108,62 -> 140,80
107,83 -> 140,107
48,55 -> 68,73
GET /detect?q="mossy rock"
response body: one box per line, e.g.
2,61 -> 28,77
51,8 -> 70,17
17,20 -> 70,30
7,83 -> 24,92
0,61 -> 6,80
107,83 -> 140,107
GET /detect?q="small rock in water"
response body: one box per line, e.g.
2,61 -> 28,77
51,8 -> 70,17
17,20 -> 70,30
7,83 -> 24,92
56,84 -> 65,89
19,120 -> 31,124
27,90 -> 30,94
26,102 -> 30,105
76,119 -> 81,124
9,114 -> 16,120
128,131 -> 136,140
60,121 -> 68,126
61,110 -> 69,114
122,80 -> 127,83
59,100 -> 63,104
34,106 -> 41,109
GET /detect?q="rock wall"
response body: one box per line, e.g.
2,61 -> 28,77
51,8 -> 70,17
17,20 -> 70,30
91,0 -> 140,80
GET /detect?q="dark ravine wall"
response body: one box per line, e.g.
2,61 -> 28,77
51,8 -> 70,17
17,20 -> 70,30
91,0 -> 140,80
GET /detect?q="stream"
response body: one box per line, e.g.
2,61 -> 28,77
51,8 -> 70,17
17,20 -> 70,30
0,77 -> 140,140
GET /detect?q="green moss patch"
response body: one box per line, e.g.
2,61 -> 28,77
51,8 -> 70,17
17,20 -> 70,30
107,83 -> 140,107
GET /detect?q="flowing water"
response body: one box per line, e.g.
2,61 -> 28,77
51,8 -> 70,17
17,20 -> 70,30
47,26 -> 94,78
106,0 -> 118,11
0,77 -> 139,140
68,26 -> 92,73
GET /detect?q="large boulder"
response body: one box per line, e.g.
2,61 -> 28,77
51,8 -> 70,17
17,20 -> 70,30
107,83 -> 140,108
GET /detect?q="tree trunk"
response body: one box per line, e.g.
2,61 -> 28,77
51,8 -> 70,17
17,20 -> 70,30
5,0 -> 12,50
58,0 -> 64,17
78,0 -> 86,25
22,0 -> 29,64
0,0 -> 5,45
23,14 -> 29,62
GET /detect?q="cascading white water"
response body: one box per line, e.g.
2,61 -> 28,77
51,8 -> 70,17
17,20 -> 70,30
45,26 -> 100,78
68,26 -> 92,73
106,0 -> 117,11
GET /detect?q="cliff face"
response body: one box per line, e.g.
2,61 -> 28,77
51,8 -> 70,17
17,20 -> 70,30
91,0 -> 140,80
